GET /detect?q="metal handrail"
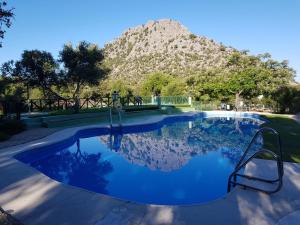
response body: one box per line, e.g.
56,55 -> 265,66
109,107 -> 122,128
235,127 -> 282,171
118,110 -> 122,127
109,107 -> 113,128
227,127 -> 283,194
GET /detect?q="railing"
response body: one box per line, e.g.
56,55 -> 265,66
1,97 -> 280,118
227,127 -> 284,194
118,110 -> 122,127
109,107 -> 123,128
0,96 -> 150,113
152,96 -> 190,105
109,107 -> 113,128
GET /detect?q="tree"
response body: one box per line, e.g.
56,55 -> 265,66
225,51 -> 295,109
0,1 -> 14,47
141,72 -> 173,96
110,79 -> 133,97
0,74 -> 24,101
189,70 -> 228,101
0,72 -> 25,119
161,79 -> 186,96
2,50 -> 63,99
272,85 -> 300,113
59,41 -> 108,112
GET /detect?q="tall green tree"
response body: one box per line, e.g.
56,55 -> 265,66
272,85 -> 300,113
225,51 -> 295,109
189,70 -> 228,101
2,50 -> 63,99
161,79 -> 186,96
0,1 -> 14,47
59,41 -> 108,112
141,72 -> 173,96
110,79 -> 133,97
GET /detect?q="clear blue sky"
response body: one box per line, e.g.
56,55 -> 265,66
1,0 -> 300,81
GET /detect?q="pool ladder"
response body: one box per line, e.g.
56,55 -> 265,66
109,107 -> 122,129
227,127 -> 284,194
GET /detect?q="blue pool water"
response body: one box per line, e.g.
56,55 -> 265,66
17,115 -> 264,205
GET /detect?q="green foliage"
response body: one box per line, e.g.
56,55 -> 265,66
110,79 -> 133,97
184,51 -> 294,109
188,70 -> 229,101
3,50 -> 62,99
60,41 -> 108,95
141,72 -> 173,95
0,131 -> 10,141
199,94 -> 210,103
219,45 -> 226,51
29,88 -> 43,99
161,79 -> 186,96
0,1 -> 14,47
0,119 -> 26,142
272,85 -> 300,113
59,41 -> 109,112
0,75 -> 25,101
224,51 -> 295,107
189,34 -> 197,40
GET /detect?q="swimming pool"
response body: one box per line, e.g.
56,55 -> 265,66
16,113 -> 265,205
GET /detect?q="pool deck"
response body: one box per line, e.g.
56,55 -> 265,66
1,112 -> 300,225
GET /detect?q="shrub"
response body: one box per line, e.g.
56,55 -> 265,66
141,72 -> 173,96
0,119 -> 26,135
0,119 -> 26,142
161,80 -> 186,96
189,34 -> 197,40
0,132 -> 10,141
272,85 -> 300,113
219,45 -> 226,51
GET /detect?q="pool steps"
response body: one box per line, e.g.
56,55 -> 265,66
228,127 -> 283,194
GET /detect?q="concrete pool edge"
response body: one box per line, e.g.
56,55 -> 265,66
1,111 -> 300,225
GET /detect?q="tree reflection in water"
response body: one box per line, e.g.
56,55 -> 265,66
31,139 -> 113,193
99,117 -> 263,171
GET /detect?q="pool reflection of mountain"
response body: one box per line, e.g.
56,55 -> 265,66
99,117 -> 263,171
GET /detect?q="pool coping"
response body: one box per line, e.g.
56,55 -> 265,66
1,111 -> 300,225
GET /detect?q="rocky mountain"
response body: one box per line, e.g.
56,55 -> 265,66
104,19 -> 234,85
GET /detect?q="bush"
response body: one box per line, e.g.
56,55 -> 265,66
272,85 -> 300,113
189,34 -> 197,40
0,119 -> 26,140
0,132 -> 10,141
141,72 -> 173,96
161,80 -> 186,96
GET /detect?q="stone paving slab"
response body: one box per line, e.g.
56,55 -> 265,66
0,113 -> 300,225
0,128 -> 61,149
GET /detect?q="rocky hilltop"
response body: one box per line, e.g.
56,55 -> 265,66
104,19 -> 234,85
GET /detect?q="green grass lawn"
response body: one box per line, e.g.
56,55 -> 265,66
261,114 -> 300,163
